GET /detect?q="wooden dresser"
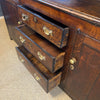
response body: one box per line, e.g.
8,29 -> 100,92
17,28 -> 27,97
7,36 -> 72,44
1,0 -> 100,100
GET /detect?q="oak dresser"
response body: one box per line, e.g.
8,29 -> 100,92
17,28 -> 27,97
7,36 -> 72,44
1,0 -> 100,100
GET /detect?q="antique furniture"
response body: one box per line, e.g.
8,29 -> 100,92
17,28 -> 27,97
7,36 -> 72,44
1,0 -> 100,100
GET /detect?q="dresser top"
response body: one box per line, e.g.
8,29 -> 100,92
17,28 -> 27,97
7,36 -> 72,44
37,0 -> 100,25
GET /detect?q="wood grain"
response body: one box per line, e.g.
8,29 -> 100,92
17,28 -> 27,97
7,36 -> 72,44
36,0 -> 100,25
87,75 -> 100,100
16,46 -> 62,92
61,32 -> 100,100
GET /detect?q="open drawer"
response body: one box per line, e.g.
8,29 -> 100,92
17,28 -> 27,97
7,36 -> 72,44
16,46 -> 62,92
18,5 -> 69,48
15,25 -> 65,73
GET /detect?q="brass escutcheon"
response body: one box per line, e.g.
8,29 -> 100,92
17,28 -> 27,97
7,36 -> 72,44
22,13 -> 29,21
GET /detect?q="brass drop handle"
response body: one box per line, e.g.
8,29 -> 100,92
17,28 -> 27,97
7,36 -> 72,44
43,26 -> 53,36
19,56 -> 25,63
69,57 -> 76,65
22,13 -> 29,21
34,73 -> 40,81
37,51 -> 46,61
19,36 -> 25,44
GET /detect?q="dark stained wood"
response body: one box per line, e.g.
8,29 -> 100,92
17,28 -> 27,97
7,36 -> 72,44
16,46 -> 62,92
84,36 -> 100,51
18,5 -> 69,48
37,0 -> 100,25
87,75 -> 100,100
15,25 -> 65,73
20,0 -> 100,41
60,32 -> 100,100
1,0 -> 18,40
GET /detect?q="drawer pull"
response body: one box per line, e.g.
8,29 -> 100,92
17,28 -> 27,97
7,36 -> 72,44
69,58 -> 76,65
18,21 -> 22,25
19,36 -> 25,43
34,73 -> 40,81
37,52 -> 46,61
70,65 -> 75,71
43,26 -> 53,36
22,13 -> 29,21
19,56 -> 25,63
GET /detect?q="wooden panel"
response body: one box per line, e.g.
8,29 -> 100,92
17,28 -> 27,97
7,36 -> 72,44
84,36 -> 100,51
87,75 -> 100,100
16,46 -> 62,92
60,31 -> 100,100
15,25 -> 65,73
1,1 -> 18,40
62,44 -> 100,100
18,5 -> 69,48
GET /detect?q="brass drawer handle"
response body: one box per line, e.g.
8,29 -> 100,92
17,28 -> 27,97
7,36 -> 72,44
43,26 -> 53,36
22,13 -> 29,21
18,21 -> 22,25
69,58 -> 76,65
34,73 -> 40,81
37,52 -> 46,61
70,65 -> 75,71
19,36 -> 25,44
19,56 -> 25,63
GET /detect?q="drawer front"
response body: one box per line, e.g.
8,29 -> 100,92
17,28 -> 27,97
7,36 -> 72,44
18,5 -> 69,48
16,46 -> 62,92
15,25 -> 65,73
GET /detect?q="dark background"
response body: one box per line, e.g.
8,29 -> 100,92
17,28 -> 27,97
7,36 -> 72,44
0,3 -> 3,16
